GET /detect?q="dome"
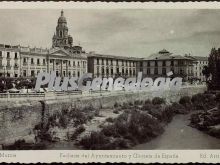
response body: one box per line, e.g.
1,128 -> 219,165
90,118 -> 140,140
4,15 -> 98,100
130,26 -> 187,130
58,10 -> 67,23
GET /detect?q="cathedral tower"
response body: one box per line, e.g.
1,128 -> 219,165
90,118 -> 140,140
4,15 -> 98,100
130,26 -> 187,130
52,10 -> 73,48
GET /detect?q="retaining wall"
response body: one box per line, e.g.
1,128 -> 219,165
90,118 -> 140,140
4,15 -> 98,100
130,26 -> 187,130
0,86 -> 206,146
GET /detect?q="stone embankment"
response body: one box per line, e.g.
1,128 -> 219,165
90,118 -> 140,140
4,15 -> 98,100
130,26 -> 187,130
0,86 -> 206,147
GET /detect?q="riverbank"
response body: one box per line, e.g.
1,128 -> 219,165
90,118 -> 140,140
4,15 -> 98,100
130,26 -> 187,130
5,90 -> 220,150
133,113 -> 220,149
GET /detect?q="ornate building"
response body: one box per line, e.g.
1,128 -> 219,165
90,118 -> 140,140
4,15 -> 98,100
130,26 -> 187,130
0,10 -> 207,84
0,10 -> 87,78
138,49 -> 194,81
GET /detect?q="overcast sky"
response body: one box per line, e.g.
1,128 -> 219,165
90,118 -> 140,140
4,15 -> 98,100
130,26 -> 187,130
0,9 -> 220,57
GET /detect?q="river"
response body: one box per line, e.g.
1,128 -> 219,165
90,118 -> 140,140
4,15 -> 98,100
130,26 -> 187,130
133,113 -> 220,150
45,113 -> 220,150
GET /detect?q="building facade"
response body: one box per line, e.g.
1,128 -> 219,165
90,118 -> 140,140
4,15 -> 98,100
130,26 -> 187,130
87,53 -> 139,78
0,10 -> 87,78
185,55 -> 208,82
0,11 -> 208,83
139,49 -> 194,81
0,44 -> 20,77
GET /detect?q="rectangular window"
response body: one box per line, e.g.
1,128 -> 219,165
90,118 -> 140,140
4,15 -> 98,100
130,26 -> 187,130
140,62 -> 143,67
111,68 -> 113,75
73,61 -> 75,66
162,68 -> 166,75
154,68 -> 158,74
43,59 -> 46,65
0,51 -> 2,57
106,68 -> 109,75
37,59 -> 40,65
97,58 -> 99,65
7,52 -> 10,58
97,66 -> 99,75
171,61 -> 174,66
163,61 -> 166,67
116,60 -> 119,66
15,53 -> 18,59
31,70 -> 35,76
23,70 -> 27,77
155,61 -> 158,66
31,58 -> 34,64
147,68 -> 150,75
102,67 -> 104,75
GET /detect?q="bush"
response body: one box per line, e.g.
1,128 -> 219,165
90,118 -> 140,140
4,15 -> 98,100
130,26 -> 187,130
170,102 -> 188,114
59,115 -> 68,128
71,125 -> 85,140
134,100 -> 143,105
179,96 -> 192,105
113,109 -> 119,114
163,106 -> 174,123
152,97 -> 165,105
191,93 -> 216,110
79,132 -> 110,149
114,102 -> 119,108
142,103 -> 155,111
105,117 -> 114,123
144,99 -> 151,105
79,109 -> 165,149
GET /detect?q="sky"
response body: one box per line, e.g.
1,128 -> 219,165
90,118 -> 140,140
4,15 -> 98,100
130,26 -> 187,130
0,9 -> 220,58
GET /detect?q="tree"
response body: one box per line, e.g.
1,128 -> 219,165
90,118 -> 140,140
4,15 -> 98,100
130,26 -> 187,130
202,65 -> 210,82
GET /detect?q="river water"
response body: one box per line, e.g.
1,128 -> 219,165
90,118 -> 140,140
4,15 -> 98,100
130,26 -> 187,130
45,113 -> 220,150
133,113 -> 220,150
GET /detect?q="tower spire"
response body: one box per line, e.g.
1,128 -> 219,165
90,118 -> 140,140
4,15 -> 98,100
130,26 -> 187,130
61,10 -> 64,16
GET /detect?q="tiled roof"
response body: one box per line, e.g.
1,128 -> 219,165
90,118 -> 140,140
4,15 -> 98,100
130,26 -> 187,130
87,53 -> 142,61
144,50 -> 192,61
187,56 -> 208,61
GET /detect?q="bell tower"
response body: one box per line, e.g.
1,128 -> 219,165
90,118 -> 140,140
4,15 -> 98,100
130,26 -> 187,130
52,10 -> 73,48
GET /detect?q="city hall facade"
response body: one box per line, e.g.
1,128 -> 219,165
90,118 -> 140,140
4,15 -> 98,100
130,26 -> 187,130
0,11 -> 208,82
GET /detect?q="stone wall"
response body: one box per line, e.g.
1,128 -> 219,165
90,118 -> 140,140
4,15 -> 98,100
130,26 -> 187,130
0,86 -> 206,146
